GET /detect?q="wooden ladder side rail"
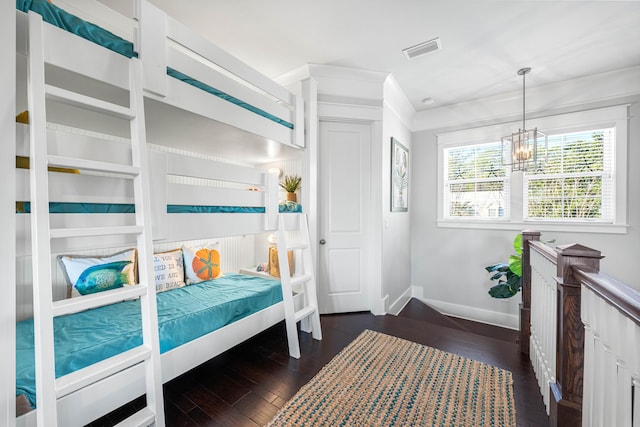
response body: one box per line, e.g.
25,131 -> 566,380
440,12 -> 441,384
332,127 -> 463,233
129,58 -> 166,427
26,11 -> 165,425
27,12 -> 60,424
296,215 -> 322,341
276,214 -> 322,359
2,1 -> 16,425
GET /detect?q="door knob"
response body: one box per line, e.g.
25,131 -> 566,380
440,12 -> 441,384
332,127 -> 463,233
319,239 -> 326,245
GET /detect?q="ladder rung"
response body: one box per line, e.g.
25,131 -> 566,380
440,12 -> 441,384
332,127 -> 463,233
295,306 -> 317,322
56,345 -> 152,398
50,225 -> 143,239
46,84 -> 135,119
52,284 -> 148,317
290,274 -> 312,287
114,407 -> 156,427
286,242 -> 308,250
48,155 -> 140,176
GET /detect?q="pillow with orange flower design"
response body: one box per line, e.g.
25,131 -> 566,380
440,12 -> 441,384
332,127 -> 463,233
182,244 -> 224,284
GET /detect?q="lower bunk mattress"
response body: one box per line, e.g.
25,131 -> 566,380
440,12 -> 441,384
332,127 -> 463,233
16,273 -> 283,409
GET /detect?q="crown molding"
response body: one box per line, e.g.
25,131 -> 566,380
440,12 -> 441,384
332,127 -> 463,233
412,65 -> 640,132
384,74 -> 415,129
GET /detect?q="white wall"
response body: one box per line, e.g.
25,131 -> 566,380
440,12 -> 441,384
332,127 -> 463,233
411,136 -> 522,327
411,68 -> 640,329
381,76 -> 413,315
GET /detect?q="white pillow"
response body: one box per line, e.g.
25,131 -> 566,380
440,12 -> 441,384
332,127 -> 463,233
58,249 -> 137,297
182,244 -> 224,284
153,249 -> 186,293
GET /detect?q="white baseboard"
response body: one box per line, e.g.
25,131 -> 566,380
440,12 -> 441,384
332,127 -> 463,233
416,297 -> 519,330
387,287 -> 412,316
371,294 -> 388,316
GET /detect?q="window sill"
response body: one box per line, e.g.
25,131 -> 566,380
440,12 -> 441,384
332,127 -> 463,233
437,219 -> 628,234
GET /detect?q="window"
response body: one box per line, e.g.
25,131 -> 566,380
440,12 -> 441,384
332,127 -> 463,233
525,128 -> 615,222
437,105 -> 627,233
443,142 -> 508,219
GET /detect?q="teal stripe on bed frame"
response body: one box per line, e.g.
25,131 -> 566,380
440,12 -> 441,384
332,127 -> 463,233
16,203 -> 302,214
17,203 -> 264,214
167,68 -> 294,129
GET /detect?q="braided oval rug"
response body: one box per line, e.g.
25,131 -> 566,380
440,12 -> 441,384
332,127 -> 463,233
267,330 -> 516,427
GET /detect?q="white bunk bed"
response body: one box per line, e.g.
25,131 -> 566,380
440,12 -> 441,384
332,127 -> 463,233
11,1 -> 320,425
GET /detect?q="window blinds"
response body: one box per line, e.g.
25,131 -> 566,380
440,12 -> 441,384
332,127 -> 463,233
524,128 -> 615,222
443,142 -> 509,219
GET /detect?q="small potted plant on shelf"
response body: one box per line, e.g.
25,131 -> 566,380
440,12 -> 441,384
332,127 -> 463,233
279,174 -> 302,203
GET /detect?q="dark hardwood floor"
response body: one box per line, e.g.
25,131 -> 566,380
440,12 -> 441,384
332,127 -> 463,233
90,299 -> 548,426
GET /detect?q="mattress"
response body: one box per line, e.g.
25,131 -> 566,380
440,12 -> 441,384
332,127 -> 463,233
16,273 -> 283,408
16,0 -> 294,129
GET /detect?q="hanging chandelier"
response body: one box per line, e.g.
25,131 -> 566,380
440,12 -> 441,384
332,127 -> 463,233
501,67 -> 547,172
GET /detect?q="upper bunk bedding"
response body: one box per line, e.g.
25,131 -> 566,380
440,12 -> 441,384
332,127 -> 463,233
15,200 -> 303,214
16,0 -> 301,143
16,0 -> 135,57
16,273 -> 283,409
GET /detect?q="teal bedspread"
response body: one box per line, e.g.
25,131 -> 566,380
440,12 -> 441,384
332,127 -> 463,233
16,0 -> 136,58
16,0 -> 294,129
16,273 -> 283,409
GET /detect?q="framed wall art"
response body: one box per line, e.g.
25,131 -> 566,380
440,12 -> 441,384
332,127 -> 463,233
390,137 -> 409,212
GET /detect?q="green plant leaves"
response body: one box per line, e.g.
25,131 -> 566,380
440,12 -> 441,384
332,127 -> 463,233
488,269 -> 522,298
485,263 -> 509,273
488,283 -> 519,298
513,234 -> 523,255
485,234 -> 523,299
279,175 -> 302,193
509,254 -> 522,277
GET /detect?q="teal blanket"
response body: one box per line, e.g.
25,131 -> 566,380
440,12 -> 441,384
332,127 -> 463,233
16,0 -> 136,58
16,273 -> 283,408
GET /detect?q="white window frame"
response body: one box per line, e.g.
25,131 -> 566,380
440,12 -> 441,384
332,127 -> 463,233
437,105 -> 628,234
442,141 -> 510,221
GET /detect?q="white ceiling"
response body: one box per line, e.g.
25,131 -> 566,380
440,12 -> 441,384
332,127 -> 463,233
110,0 -> 640,112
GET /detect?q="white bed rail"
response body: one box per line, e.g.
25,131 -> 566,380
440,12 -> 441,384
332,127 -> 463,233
528,241 -> 558,415
19,0 -> 305,148
580,272 -> 640,427
138,1 -> 305,147
162,150 -> 280,240
16,124 -> 280,244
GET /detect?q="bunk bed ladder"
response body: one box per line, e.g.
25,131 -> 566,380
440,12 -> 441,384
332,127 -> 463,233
26,12 -> 164,427
277,214 -> 323,359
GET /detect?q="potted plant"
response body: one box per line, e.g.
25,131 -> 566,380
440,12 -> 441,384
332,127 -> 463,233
485,234 -> 523,298
279,174 -> 302,203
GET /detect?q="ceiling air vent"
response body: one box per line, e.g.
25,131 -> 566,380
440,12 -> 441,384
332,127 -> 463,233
402,37 -> 441,60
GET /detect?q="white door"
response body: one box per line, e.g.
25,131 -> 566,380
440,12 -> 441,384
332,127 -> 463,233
318,121 -> 371,313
